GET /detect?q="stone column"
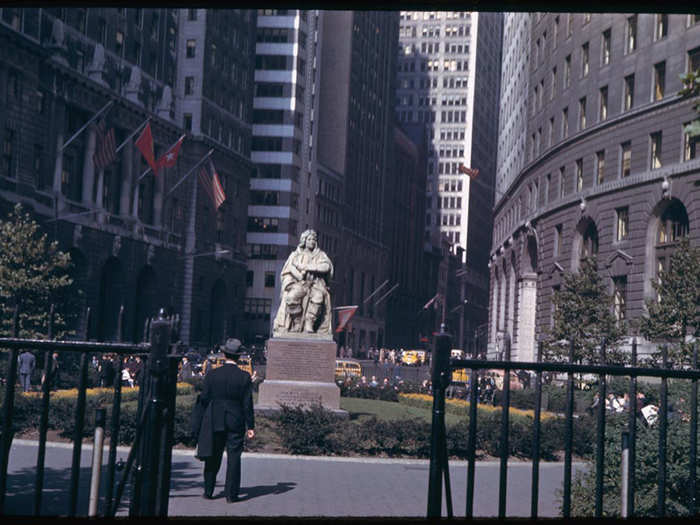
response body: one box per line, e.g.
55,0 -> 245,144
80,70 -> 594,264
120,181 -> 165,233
95,169 -> 105,223
507,268 -> 517,359
132,180 -> 140,220
498,269 -> 506,334
119,141 -> 133,216
179,172 -> 198,345
81,125 -> 96,205
490,272 -> 499,347
153,165 -> 165,227
516,272 -> 538,363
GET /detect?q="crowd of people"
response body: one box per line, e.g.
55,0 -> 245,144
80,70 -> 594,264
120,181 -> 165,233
91,354 -> 144,389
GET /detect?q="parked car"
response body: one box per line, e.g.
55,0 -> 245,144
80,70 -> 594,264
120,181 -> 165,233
401,349 -> 427,366
335,359 -> 362,380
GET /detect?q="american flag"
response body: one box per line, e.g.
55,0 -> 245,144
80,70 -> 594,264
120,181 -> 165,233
93,118 -> 116,171
198,160 -> 226,210
458,164 -> 479,178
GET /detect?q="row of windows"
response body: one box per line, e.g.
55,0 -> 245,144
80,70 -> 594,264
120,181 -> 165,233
528,55 -> 698,164
496,127 -> 699,244
532,14 -> 698,74
426,212 -> 462,227
400,11 -> 469,21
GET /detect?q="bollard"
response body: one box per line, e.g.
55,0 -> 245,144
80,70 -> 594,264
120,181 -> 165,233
621,431 -> 629,518
89,408 -> 106,517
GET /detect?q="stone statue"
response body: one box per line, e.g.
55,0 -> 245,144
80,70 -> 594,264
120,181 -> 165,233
273,229 -> 333,337
157,85 -> 173,119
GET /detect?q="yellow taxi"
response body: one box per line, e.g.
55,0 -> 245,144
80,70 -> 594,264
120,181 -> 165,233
335,359 -> 362,380
401,349 -> 427,366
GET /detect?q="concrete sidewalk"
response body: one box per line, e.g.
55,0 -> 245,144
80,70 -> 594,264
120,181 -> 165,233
5,439 -> 587,518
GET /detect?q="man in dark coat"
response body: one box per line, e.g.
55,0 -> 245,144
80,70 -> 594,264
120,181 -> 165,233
193,338 -> 255,502
99,354 -> 116,388
18,350 -> 35,392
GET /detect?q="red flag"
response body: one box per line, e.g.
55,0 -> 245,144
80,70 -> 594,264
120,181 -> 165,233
335,306 -> 358,333
157,135 -> 184,170
459,164 -> 479,178
93,118 -> 116,171
135,122 -> 158,175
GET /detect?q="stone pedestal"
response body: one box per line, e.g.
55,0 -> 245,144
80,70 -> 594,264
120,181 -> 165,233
256,337 -> 346,417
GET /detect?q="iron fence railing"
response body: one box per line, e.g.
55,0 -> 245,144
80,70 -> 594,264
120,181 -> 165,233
429,329 -> 699,519
0,304 -> 181,517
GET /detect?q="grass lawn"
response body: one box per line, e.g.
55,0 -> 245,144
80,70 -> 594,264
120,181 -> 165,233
254,391 -> 462,426
339,397 -> 464,426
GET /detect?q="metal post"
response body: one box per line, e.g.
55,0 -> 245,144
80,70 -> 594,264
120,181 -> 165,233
498,332 -> 512,519
105,306 -> 125,516
595,338 -> 607,517
657,344 -> 668,517
621,431 -> 629,518
0,305 -> 20,514
562,338 -> 575,518
427,324 -> 451,518
34,304 -> 55,515
530,340 -> 543,518
89,408 -> 106,517
132,310 -> 170,516
69,307 -> 91,517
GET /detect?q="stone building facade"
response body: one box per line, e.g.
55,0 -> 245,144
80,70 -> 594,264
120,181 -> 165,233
0,8 -> 254,347
489,13 -> 700,361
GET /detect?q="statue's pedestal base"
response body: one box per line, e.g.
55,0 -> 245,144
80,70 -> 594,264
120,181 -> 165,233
255,337 -> 347,418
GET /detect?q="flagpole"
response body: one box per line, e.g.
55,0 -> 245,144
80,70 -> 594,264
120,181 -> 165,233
374,283 -> 399,306
134,134 -> 187,184
165,148 -> 214,199
61,100 -> 114,151
363,279 -> 390,304
115,117 -> 150,154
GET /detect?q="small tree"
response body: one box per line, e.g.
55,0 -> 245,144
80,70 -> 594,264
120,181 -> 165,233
546,256 -> 627,364
679,68 -> 700,138
0,203 -> 76,339
640,238 -> 700,365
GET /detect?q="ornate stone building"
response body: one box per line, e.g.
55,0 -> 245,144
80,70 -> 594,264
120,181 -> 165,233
489,13 -> 700,360
0,8 -> 254,347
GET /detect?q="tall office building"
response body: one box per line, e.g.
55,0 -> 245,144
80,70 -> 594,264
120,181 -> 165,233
489,13 -> 700,361
245,9 -> 322,343
317,10 -> 399,352
175,8 -> 256,347
396,10 -> 502,348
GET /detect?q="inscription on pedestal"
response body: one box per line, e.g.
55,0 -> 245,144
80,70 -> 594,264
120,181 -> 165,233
265,337 -> 335,382
276,390 -> 323,405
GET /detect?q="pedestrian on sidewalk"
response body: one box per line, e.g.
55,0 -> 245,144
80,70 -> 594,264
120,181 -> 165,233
18,350 -> 35,392
192,338 -> 255,503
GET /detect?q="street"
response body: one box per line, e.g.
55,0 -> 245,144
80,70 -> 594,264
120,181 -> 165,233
5,439 -> 588,517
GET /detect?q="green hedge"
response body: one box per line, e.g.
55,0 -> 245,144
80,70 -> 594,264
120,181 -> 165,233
5,383 -> 600,460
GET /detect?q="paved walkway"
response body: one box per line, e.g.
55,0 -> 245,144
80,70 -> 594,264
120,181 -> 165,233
5,439 -> 587,518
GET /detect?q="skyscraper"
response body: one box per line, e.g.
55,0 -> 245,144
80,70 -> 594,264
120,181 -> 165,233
317,10 -> 399,352
245,9 -> 322,343
396,10 -> 503,348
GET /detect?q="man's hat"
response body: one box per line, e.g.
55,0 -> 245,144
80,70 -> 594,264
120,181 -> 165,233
223,338 -> 247,358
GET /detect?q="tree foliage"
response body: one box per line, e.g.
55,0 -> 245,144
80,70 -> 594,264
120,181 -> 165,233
0,203 -> 77,338
640,238 -> 700,365
546,256 -> 627,364
679,68 -> 700,137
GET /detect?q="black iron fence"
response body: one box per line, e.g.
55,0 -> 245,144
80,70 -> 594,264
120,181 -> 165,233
428,327 -> 699,518
0,304 -> 182,517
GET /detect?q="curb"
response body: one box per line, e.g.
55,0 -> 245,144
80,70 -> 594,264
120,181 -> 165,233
11,439 -> 588,466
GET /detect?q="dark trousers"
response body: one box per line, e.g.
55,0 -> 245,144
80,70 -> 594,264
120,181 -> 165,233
19,373 -> 31,392
203,430 -> 244,499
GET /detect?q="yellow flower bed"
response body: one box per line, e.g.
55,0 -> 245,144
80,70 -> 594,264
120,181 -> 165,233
399,393 -> 556,420
20,382 -> 194,400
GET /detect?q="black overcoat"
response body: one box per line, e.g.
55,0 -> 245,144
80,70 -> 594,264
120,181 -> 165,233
192,363 -> 254,461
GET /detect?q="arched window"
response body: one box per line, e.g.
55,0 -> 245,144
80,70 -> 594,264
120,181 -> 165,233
656,199 -> 689,274
580,221 -> 599,261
